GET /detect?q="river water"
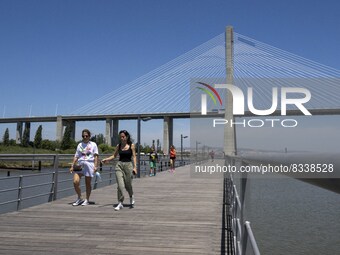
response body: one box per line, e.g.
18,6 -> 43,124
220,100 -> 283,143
237,176 -> 340,254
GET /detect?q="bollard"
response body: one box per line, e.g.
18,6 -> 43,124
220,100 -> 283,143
38,161 -> 42,171
7,171 -> 10,176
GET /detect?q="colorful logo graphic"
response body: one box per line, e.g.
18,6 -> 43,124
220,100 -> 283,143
196,82 -> 222,115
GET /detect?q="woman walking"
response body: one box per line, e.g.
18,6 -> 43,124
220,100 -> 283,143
70,129 -> 99,206
149,147 -> 158,176
169,145 -> 176,173
102,130 -> 137,211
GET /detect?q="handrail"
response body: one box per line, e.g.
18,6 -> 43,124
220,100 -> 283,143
243,221 -> 261,255
224,156 -> 261,255
0,154 -> 190,214
0,167 -> 116,213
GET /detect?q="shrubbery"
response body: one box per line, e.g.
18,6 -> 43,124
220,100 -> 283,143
99,143 -> 115,154
41,140 -> 61,151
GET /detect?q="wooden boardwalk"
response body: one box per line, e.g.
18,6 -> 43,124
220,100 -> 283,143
0,164 -> 223,255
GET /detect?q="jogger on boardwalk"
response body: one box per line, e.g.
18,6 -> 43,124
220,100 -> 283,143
102,130 -> 137,211
149,147 -> 158,176
169,145 -> 176,173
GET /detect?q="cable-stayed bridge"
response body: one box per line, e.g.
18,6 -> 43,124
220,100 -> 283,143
71,31 -> 340,115
2,27 -> 340,154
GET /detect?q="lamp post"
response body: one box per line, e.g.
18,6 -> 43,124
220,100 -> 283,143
137,116 -> 152,178
137,116 -> 141,178
195,141 -> 201,163
180,134 -> 188,165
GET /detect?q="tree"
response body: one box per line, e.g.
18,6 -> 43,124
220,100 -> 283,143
22,124 -> 30,147
34,125 -> 43,148
2,128 -> 9,146
92,133 -> 105,145
61,123 -> 74,150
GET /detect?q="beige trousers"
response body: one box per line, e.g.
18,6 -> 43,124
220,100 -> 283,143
115,161 -> 134,203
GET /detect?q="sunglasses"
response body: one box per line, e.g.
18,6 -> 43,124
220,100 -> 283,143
82,135 -> 89,138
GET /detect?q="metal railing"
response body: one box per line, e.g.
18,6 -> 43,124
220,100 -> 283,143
0,165 -> 115,214
223,156 -> 260,255
0,154 -> 190,214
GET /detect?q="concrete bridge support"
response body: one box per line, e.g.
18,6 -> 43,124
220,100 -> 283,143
163,116 -> 173,155
15,121 -> 30,145
56,116 -> 76,141
67,121 -> 76,140
16,122 -> 23,144
24,122 -> 31,143
56,116 -> 63,142
105,118 -> 119,146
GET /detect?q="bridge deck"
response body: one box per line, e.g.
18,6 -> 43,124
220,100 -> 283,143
0,165 -> 223,255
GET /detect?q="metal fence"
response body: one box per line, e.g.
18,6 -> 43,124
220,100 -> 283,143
223,157 -> 260,255
0,154 -> 190,214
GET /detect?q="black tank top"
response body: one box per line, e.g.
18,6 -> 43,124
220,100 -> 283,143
118,144 -> 132,162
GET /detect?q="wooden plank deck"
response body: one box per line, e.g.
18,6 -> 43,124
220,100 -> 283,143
0,164 -> 223,255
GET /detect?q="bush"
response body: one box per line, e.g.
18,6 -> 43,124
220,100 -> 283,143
99,143 -> 115,154
41,140 -> 60,151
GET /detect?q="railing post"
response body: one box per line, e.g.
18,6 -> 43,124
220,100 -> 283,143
109,167 -> 113,185
17,175 -> 23,211
53,154 -> 59,201
49,172 -> 56,202
244,221 -> 261,255
241,222 -> 248,255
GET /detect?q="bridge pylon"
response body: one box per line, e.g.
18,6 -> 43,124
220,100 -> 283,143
224,26 -> 237,156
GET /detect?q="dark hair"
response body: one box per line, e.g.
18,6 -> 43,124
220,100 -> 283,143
82,129 -> 91,137
119,130 -> 132,145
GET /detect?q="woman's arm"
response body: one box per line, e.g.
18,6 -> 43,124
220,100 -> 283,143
70,144 -> 80,172
94,154 -> 99,172
102,145 -> 119,163
70,156 -> 80,172
131,144 -> 137,175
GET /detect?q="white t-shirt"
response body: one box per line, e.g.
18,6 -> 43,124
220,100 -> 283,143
75,141 -> 99,162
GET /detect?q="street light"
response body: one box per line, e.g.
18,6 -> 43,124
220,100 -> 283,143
137,116 -> 152,178
195,141 -> 201,162
180,134 -> 188,165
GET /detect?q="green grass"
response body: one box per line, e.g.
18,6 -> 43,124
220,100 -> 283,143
0,145 -> 60,154
0,145 -> 115,154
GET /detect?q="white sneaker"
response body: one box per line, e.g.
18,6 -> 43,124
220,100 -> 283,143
72,198 -> 83,206
130,196 -> 135,208
114,202 -> 123,211
81,199 -> 89,206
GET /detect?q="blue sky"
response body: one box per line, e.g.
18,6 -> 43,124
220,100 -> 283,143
1,0 -> 340,148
